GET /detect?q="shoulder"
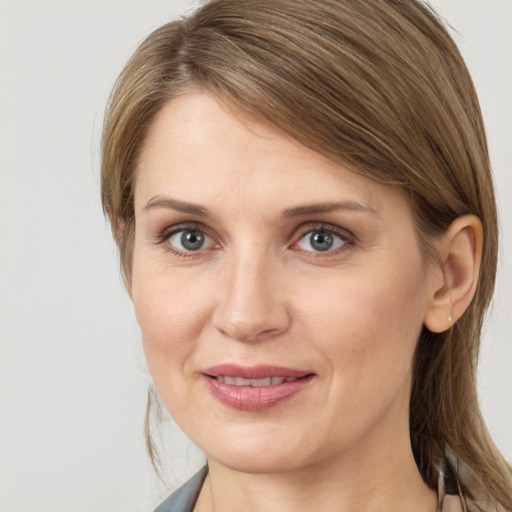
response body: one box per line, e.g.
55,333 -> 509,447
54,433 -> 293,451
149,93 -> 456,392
440,447 -> 507,512
154,467 -> 208,512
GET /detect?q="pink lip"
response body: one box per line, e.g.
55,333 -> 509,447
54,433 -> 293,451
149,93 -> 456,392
201,364 -> 315,411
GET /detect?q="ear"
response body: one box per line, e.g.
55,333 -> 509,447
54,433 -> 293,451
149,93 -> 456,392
423,215 -> 483,333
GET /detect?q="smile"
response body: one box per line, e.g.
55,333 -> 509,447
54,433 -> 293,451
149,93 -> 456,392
202,365 -> 315,411
212,376 -> 300,387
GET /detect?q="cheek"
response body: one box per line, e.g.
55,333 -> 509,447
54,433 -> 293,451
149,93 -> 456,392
131,273 -> 213,424
131,260 -> 210,381
295,259 -> 428,378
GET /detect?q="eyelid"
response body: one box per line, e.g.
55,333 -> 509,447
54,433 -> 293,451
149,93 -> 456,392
290,222 -> 357,253
155,221 -> 210,241
154,222 -> 220,255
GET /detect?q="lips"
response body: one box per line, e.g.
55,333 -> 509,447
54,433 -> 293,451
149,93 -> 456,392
201,364 -> 314,411
214,376 -> 300,386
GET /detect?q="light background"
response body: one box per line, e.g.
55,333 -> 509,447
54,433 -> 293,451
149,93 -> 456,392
0,1 -> 511,511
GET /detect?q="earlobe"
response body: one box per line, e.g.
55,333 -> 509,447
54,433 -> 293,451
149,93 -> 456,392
423,215 -> 483,333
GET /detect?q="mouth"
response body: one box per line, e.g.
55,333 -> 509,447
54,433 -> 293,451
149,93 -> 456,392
201,365 -> 315,411
210,376 -> 302,387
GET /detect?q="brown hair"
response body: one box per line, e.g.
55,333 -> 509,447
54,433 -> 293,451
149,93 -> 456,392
101,0 -> 511,506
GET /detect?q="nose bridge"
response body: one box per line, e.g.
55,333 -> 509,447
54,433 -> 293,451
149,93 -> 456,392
212,243 -> 289,342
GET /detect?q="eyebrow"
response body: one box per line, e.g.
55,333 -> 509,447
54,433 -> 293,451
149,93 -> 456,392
281,201 -> 377,219
142,196 -> 377,219
143,196 -> 212,217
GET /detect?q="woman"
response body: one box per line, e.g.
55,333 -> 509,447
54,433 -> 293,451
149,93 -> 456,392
100,0 -> 512,510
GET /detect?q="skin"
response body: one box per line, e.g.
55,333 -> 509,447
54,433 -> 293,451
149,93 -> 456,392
130,92 -> 477,512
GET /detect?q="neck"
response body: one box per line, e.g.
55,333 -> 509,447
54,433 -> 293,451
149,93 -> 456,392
194,433 -> 436,512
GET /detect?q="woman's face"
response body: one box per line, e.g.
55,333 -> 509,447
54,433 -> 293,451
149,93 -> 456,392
132,93 -> 437,474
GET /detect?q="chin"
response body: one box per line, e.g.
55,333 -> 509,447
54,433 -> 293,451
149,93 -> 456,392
192,426 -> 325,475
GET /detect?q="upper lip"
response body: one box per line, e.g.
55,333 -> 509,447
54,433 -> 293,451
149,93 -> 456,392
202,364 -> 314,379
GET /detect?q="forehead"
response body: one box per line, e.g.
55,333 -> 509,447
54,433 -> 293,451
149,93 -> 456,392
135,93 -> 405,219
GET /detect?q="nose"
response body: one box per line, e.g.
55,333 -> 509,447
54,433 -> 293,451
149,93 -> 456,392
212,248 -> 291,343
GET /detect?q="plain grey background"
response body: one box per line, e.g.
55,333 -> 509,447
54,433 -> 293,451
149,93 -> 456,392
1,1 -> 511,511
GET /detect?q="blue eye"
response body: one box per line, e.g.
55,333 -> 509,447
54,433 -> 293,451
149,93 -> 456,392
168,229 -> 215,252
296,229 -> 346,252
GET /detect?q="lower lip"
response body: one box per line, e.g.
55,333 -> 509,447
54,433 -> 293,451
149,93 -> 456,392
203,375 -> 314,411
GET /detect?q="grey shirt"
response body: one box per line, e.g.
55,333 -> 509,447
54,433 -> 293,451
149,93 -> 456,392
154,467 -> 208,512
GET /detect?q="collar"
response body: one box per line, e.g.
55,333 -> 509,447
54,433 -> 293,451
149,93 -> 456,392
437,446 -> 503,512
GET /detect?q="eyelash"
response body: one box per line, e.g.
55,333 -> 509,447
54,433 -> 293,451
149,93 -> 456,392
292,223 -> 356,256
154,222 -> 357,258
154,223 -> 218,258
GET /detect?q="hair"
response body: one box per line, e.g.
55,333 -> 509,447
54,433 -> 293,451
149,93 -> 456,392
101,0 -> 512,507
